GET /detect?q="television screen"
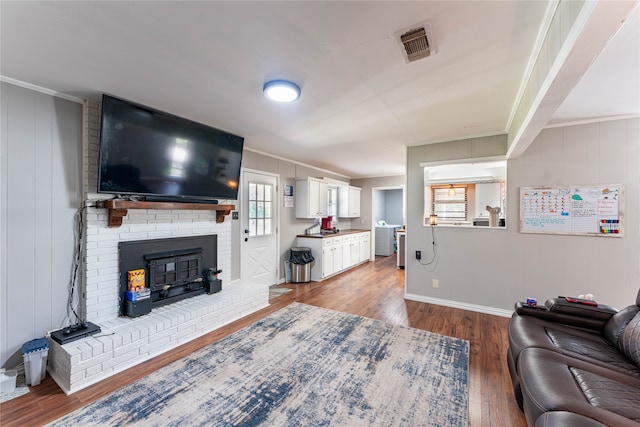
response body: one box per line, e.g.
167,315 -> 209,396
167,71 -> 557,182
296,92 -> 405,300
98,95 -> 244,201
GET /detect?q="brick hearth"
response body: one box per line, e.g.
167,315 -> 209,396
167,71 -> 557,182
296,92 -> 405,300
48,280 -> 269,394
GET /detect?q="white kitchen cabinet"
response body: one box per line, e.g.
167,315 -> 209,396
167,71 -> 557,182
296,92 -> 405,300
297,231 -> 369,281
359,232 -> 370,262
342,235 -> 353,269
475,182 -> 501,218
332,239 -> 343,273
296,178 -> 328,218
349,238 -> 359,267
322,236 -> 343,278
341,231 -> 371,266
338,186 -> 361,218
322,245 -> 333,278
341,234 -> 359,269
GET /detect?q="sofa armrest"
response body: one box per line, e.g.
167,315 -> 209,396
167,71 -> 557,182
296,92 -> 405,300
515,302 -> 549,316
546,298 -> 617,321
513,299 -> 616,331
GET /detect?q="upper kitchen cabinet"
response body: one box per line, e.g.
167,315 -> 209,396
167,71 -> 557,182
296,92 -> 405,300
474,182 -> 502,218
296,178 -> 328,218
338,186 -> 361,218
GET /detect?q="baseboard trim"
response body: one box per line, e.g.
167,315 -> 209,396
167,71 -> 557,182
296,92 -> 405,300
404,293 -> 513,318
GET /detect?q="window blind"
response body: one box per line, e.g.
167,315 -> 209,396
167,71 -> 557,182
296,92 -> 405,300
431,187 -> 467,221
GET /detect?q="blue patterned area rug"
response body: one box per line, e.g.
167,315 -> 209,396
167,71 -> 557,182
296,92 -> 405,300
49,303 -> 469,426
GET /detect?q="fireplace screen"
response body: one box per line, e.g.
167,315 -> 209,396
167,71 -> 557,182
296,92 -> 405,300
149,253 -> 202,292
119,235 -> 217,316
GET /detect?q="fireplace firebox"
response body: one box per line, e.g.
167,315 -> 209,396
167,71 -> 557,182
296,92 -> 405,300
118,235 -> 218,317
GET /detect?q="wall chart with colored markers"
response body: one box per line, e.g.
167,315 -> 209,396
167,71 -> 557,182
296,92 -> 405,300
520,185 -> 623,236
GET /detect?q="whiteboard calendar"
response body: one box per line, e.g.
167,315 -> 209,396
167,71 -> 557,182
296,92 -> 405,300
520,185 -> 623,236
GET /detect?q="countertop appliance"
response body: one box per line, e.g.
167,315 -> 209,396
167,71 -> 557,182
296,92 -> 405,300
321,216 -> 334,231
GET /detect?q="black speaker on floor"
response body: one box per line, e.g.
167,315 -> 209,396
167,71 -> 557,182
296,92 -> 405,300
206,279 -> 222,294
126,298 -> 152,318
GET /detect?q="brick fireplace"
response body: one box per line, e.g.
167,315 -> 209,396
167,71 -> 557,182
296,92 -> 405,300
46,99 -> 270,395
83,206 -> 233,323
47,207 -> 269,395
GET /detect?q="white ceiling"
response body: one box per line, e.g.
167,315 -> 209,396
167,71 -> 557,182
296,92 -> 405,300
550,2 -> 640,125
1,1 -> 638,178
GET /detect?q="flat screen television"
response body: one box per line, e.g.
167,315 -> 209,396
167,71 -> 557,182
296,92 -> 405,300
98,94 -> 244,202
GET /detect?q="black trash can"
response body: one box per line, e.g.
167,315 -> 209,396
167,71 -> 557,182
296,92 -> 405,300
289,247 -> 314,283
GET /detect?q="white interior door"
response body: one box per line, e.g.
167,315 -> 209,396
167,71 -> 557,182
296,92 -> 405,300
241,171 -> 278,286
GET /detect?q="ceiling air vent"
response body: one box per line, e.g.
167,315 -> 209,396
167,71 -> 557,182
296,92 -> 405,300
400,27 -> 430,62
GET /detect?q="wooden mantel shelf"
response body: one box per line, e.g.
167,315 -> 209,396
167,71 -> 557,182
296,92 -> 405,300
95,200 -> 235,227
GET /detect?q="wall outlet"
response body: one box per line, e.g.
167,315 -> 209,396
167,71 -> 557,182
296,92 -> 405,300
415,250 -> 421,260
432,279 -> 439,288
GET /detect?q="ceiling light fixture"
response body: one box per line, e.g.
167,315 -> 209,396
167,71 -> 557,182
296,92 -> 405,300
448,184 -> 456,196
263,80 -> 301,103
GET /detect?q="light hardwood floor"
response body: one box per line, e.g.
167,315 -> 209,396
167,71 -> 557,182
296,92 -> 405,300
0,255 -> 526,426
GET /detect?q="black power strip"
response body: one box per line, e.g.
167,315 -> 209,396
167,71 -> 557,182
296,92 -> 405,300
50,322 -> 101,345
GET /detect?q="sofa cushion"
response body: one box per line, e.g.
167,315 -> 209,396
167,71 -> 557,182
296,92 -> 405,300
519,348 -> 640,427
509,315 -> 640,377
619,311 -> 640,367
571,366 -> 640,421
604,306 -> 640,347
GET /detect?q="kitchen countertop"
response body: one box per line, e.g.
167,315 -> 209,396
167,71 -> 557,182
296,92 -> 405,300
297,229 -> 370,238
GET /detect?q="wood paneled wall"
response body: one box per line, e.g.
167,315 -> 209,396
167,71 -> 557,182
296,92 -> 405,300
0,82 -> 82,367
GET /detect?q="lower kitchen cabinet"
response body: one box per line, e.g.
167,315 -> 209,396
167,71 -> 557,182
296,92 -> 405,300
297,231 -> 370,281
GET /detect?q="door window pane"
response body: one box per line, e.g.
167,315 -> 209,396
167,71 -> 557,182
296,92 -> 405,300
248,181 -> 274,237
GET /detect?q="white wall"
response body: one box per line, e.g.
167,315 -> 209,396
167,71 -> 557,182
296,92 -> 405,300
0,83 -> 83,367
405,120 -> 639,312
350,176 -> 406,232
384,189 -> 403,226
373,191 -> 386,225
372,189 -> 403,226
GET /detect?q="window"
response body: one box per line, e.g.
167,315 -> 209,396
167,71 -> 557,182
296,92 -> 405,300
248,182 -> 273,236
422,159 -> 507,227
431,185 -> 468,222
327,186 -> 337,217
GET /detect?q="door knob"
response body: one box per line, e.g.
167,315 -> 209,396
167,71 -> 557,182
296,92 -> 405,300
244,229 -> 249,234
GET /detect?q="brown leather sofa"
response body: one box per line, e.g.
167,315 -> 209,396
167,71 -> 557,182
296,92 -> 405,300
507,290 -> 640,426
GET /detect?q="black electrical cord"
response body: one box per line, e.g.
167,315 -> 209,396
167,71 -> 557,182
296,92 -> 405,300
418,225 -> 438,271
66,205 -> 86,326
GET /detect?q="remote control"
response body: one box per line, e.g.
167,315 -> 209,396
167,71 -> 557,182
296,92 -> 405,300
564,296 -> 599,306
